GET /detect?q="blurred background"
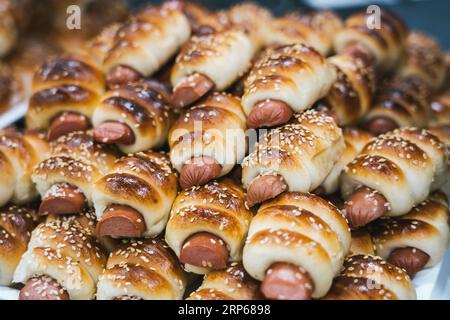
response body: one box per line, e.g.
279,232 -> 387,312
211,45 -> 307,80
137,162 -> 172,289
125,0 -> 450,50
1,0 -> 449,121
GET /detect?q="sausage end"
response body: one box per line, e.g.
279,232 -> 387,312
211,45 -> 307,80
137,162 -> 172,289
179,232 -> 229,270
96,205 -> 146,238
261,263 -> 314,300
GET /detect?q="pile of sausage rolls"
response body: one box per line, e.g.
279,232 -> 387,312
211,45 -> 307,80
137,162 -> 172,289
0,0 -> 449,300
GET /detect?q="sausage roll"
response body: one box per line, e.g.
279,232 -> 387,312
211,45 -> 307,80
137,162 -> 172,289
319,127 -> 373,195
369,192 -> 450,277
92,79 -> 174,154
241,44 -> 336,128
32,131 -> 119,216
170,27 -> 257,108
14,212 -> 108,300
0,205 -> 37,286
93,151 -> 177,238
188,262 -> 260,300
265,10 -> 342,56
319,50 -> 376,126
0,130 -> 50,207
243,192 -> 351,300
26,54 -> 105,141
341,127 -> 447,229
96,238 -> 187,300
87,23 -> 123,65
334,9 -> 409,72
363,77 -> 431,136
227,2 -> 273,49
165,179 -> 252,275
104,3 -> 190,88
323,255 -> 416,300
399,32 -> 446,92
242,110 -> 344,207
0,0 -> 17,58
169,92 -> 246,189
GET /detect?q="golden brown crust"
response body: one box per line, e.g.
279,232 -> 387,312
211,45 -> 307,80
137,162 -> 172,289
188,262 -> 261,300
97,238 -> 187,300
93,151 -> 177,238
0,131 -> 50,206
0,205 -> 37,285
26,54 -> 104,130
363,78 -> 430,131
93,80 -> 174,153
400,32 -> 446,90
334,9 -> 409,72
323,52 -> 376,125
166,179 -> 251,274
324,254 -> 416,300
13,212 -> 108,300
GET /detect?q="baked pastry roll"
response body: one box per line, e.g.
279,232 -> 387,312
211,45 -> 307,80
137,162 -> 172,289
170,27 -> 257,108
341,127 -> 447,229
369,192 -> 450,277
14,212 -> 108,300
363,77 -> 431,136
323,255 -> 416,300
242,110 -> 344,207
265,10 -> 342,56
96,238 -> 187,300
165,179 -> 252,275
92,79 -> 174,154
0,130 -> 50,207
320,50 -> 376,125
334,9 -> 409,72
188,262 -> 260,300
0,204 -> 37,286
93,151 -> 177,238
32,131 -> 119,216
26,53 -> 105,141
243,192 -> 351,300
399,31 -> 446,92
104,2 -> 190,88
241,44 -> 336,128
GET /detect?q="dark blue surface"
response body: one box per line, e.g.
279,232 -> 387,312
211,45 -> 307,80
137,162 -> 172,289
129,0 -> 450,50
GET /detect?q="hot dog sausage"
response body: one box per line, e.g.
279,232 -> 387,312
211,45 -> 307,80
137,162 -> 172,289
343,186 -> 388,229
38,183 -> 86,216
106,65 -> 142,89
388,247 -> 430,277
247,99 -> 293,129
261,263 -> 314,300
96,204 -> 146,238
19,275 -> 70,300
246,175 -> 288,207
179,232 -> 229,270
171,73 -> 214,108
93,121 -> 136,145
47,112 -> 90,141
179,156 -> 222,190
363,117 -> 399,136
